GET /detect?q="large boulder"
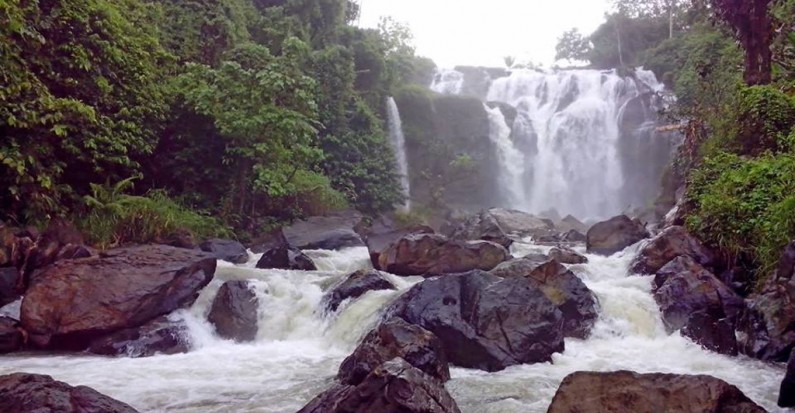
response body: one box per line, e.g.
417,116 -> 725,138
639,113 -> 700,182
324,270 -> 396,313
282,210 -> 365,250
490,255 -> 597,339
339,318 -> 449,385
487,208 -> 556,239
557,214 -> 589,234
298,358 -> 460,413
20,245 -> 216,350
549,246 -> 588,264
199,239 -> 248,264
0,373 -> 139,413
446,210 -> 513,248
630,226 -> 715,274
364,225 -> 434,269
207,280 -> 259,342
388,270 -> 564,371
0,267 -> 19,307
586,215 -> 649,255
780,349 -> 795,407
377,233 -> 509,277
0,316 -> 23,354
87,316 -> 190,357
256,244 -> 316,271
547,371 -> 766,413
653,256 -> 744,355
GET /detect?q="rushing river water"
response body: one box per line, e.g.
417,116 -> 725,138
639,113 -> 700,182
0,242 -> 787,412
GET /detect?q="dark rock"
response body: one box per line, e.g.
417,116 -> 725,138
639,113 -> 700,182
446,210 -> 513,248
0,373 -> 139,413
653,256 -> 744,355
630,226 -> 715,274
324,270 -> 395,313
283,210 -> 365,250
388,270 -> 564,371
0,267 -> 20,307
56,243 -> 95,261
0,316 -> 23,354
338,318 -> 449,385
549,246 -> 588,264
490,256 -> 597,339
207,280 -> 259,342
547,370 -> 766,413
586,215 -> 649,255
22,219 -> 84,275
365,225 -> 434,269
158,229 -> 197,249
487,208 -> 556,239
557,215 -> 589,234
779,348 -> 795,407
87,316 -> 190,357
298,358 -> 460,413
255,244 -> 316,271
20,244 -> 216,350
199,238 -> 248,264
560,229 -> 587,243
377,233 -> 509,277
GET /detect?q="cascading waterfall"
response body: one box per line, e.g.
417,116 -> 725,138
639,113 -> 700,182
386,97 -> 411,211
484,104 -> 526,208
0,243 -> 786,412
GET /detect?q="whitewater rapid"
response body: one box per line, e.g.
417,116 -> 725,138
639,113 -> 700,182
0,243 -> 787,412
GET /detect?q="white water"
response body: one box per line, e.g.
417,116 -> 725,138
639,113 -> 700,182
430,68 -> 465,95
484,104 -> 526,208
386,97 -> 412,211
0,243 -> 786,412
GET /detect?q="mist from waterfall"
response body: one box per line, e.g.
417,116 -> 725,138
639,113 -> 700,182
386,97 -> 411,211
484,104 -> 526,208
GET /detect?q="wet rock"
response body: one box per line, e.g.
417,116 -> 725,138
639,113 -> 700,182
490,255 -> 597,339
283,210 -> 365,250
653,256 -> 744,355
0,373 -> 139,413
255,244 -> 316,271
560,229 -> 587,243
338,318 -> 449,385
487,208 -> 556,239
377,233 -> 509,277
557,214 -> 589,234
87,316 -> 190,357
630,226 -> 715,274
547,370 -> 766,413
586,215 -> 649,255
20,245 -> 216,350
207,280 -> 259,342
779,349 -> 795,407
199,238 -> 248,264
446,210 -> 513,248
549,246 -> 588,264
737,241 -> 795,361
324,269 -> 395,313
364,225 -> 434,269
0,267 -> 20,307
388,270 -> 564,371
298,358 -> 460,413
0,316 -> 23,354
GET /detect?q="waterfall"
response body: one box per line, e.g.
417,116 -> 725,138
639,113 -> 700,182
430,68 -> 464,95
386,97 -> 411,211
484,104 -> 526,208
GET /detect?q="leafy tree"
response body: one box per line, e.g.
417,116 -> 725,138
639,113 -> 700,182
555,29 -> 592,62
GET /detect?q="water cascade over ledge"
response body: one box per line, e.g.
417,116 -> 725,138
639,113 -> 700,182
386,97 -> 411,211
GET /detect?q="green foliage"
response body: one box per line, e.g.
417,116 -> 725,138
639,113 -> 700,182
555,28 -> 592,62
686,152 -> 795,285
728,85 -> 795,155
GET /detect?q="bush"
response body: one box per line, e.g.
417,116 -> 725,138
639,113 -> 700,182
728,85 -> 795,155
686,152 -> 795,286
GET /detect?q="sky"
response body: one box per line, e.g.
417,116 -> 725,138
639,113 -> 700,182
357,0 -> 612,68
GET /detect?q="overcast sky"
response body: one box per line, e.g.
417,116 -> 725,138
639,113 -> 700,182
358,0 -> 611,68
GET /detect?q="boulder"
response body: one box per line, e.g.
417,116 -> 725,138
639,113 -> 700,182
653,256 -> 744,355
87,316 -> 190,357
586,215 -> 649,255
256,244 -> 316,271
549,246 -> 588,264
377,233 -> 509,277
446,210 -> 513,248
207,280 -> 259,342
0,267 -> 20,307
630,226 -> 715,274
298,358 -> 460,413
557,214 -> 589,234
324,270 -> 395,313
0,316 -> 23,354
364,225 -> 434,269
20,245 -> 216,350
388,270 -> 564,371
199,238 -> 248,264
0,373 -> 139,413
490,256 -> 597,339
283,210 -> 365,250
737,241 -> 795,361
339,318 -> 449,385
487,208 -> 556,239
780,348 -> 795,407
547,371 -> 766,413
560,229 -> 587,243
